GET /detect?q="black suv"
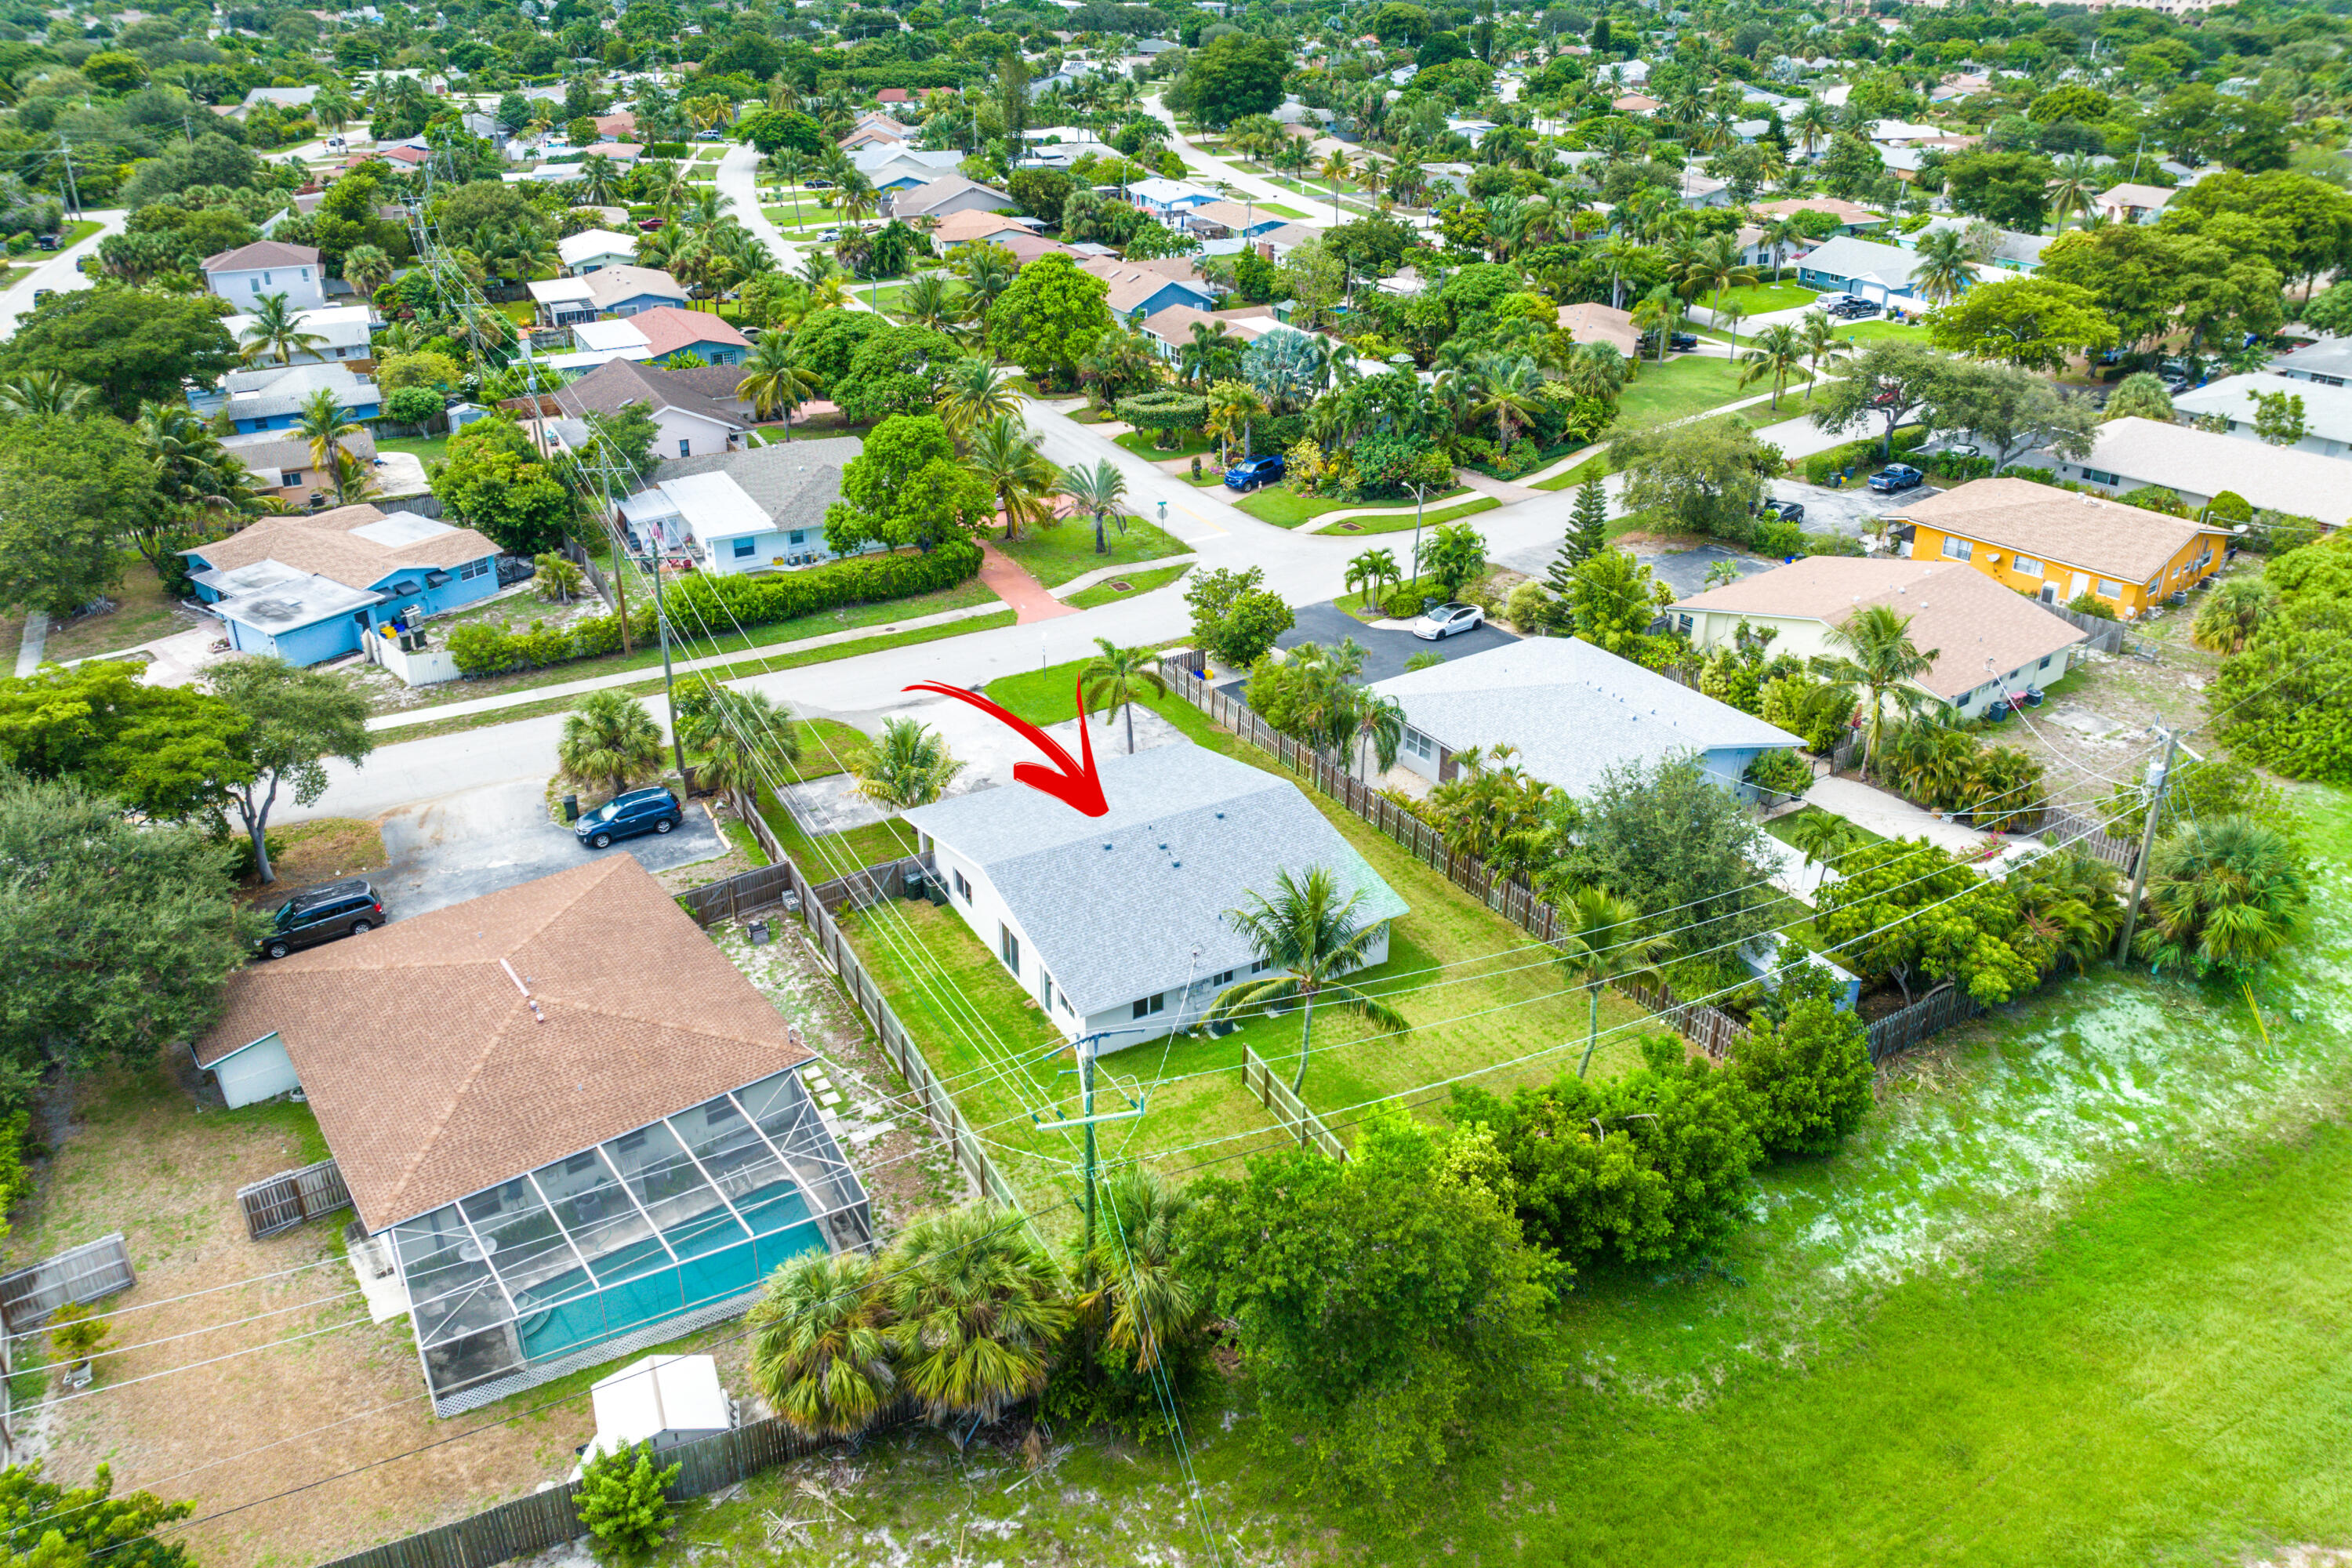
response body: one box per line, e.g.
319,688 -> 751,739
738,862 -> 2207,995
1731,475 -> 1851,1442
1638,330 -> 1700,354
260,880 -> 384,960
575,786 -> 684,848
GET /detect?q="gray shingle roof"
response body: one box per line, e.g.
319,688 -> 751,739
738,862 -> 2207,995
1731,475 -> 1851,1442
655,437 -> 863,532
554,358 -> 746,428
903,744 -> 1409,1018
1367,638 -> 1799,797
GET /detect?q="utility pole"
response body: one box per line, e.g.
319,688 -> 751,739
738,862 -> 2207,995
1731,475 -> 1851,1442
2115,728 -> 2179,964
640,533 -> 689,781
1404,480 -> 1437,603
1033,1022 -> 1167,1257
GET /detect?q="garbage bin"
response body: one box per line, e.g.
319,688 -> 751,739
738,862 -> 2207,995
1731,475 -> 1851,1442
563,793 -> 579,822
902,865 -> 927,900
748,918 -> 771,946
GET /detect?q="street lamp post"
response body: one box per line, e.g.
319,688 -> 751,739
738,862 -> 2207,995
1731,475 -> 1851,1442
1404,480 -> 1438,607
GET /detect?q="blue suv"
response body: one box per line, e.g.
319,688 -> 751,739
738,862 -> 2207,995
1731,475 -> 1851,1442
1224,454 -> 1285,492
575,786 -> 684,848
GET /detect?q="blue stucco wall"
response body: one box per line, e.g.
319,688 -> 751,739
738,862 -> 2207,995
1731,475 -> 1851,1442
369,557 -> 500,622
233,398 -> 381,434
652,342 -> 746,367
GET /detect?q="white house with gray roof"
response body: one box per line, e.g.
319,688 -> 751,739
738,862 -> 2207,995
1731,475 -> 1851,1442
616,437 -> 863,572
902,746 -> 1408,1050
1365,637 -> 1802,800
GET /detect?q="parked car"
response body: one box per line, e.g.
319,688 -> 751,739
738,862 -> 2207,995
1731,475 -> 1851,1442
29,289 -> 51,306
1867,463 -> 1926,494
575,786 -> 684,848
33,234 -> 56,251
1410,601 -> 1486,641
1637,330 -> 1700,354
1758,499 -> 1805,523
259,879 -> 385,960
1224,453 -> 1285,491
695,129 -> 724,140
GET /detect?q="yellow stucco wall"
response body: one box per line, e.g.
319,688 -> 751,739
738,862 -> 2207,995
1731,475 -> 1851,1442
1903,522 -> 2228,615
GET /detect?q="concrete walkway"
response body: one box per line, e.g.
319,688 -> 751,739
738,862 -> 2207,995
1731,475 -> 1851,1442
977,540 -> 1076,624
1456,469 -> 1543,504
13,612 -> 47,677
1809,774 -> 1997,855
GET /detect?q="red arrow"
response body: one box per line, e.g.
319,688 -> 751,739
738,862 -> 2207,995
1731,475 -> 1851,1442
902,676 -> 1109,817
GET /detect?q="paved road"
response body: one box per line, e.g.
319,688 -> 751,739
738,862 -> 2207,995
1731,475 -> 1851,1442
376,775 -> 724,917
0,209 -> 126,337
1275,599 -> 1518,682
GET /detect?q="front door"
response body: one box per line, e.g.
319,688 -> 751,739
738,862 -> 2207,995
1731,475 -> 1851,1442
2067,572 -> 2089,600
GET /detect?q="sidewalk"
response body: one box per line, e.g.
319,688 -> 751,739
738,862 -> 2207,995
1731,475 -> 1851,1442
977,540 -> 1076,625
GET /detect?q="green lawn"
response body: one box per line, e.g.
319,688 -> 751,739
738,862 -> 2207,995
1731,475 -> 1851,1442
1829,318 -> 1932,344
1253,200 -> 1309,219
1061,562 -> 1191,608
1314,495 -> 1499,535
1761,804 -> 1887,855
1534,450 -> 1613,492
43,556 -> 185,662
996,516 -> 1189,587
374,434 -> 450,467
1238,483 -> 1469,529
1615,354 -> 1795,433
1704,279 -> 1821,317
1113,428 -> 1217,461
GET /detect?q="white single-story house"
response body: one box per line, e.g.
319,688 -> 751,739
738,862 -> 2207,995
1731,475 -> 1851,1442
2042,416 -> 2352,527
2267,337 -> 2352,387
1668,557 -> 2089,719
527,265 -> 690,326
223,303 -> 375,367
546,357 -> 753,463
902,745 -> 1409,1049
2169,372 -> 2352,461
558,228 -> 643,274
1364,637 -> 1802,800
619,437 -> 864,571
1124,176 -> 1221,221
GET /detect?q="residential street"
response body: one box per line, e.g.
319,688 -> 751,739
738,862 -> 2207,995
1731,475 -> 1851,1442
0,209 -> 125,337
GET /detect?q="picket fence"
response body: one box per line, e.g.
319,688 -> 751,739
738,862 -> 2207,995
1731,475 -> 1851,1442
314,1399 -> 925,1568
237,1159 -> 354,1240
1241,1045 -> 1348,1160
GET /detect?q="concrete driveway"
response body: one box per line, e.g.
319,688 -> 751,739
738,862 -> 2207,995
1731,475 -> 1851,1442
1766,478 -> 1909,540
375,775 -> 726,919
1272,599 -> 1519,683
1635,543 -> 1777,597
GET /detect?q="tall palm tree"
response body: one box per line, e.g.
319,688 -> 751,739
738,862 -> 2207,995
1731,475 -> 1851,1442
853,717 -> 965,808
0,371 -> 96,416
1908,227 -> 1977,307
1057,458 -> 1129,555
2045,155 -> 2101,235
898,271 -> 967,336
770,148 -> 811,229
1204,378 -> 1266,466
957,245 -> 1015,325
968,413 -> 1058,541
1553,884 -> 1673,1076
2135,817 -> 2310,986
1081,638 -> 1168,755
1318,149 -> 1354,223
1792,98 -> 1835,158
1067,1167 -> 1203,1381
1595,230 -> 1645,310
836,168 -> 880,230
735,333 -> 822,425
343,244 -> 394,301
884,1205 -> 1069,1435
679,684 -> 799,795
1345,546 -> 1399,611
1472,354 -> 1545,452
1810,604 -> 1937,780
746,1250 -> 896,1440
1800,310 -> 1847,402
1631,283 -> 1683,365
240,291 -> 325,365
559,690 -> 667,800
1759,215 -> 1803,281
1209,866 -> 1408,1092
1676,230 -> 1759,315
937,358 -> 1021,437
295,389 -> 363,498
1739,321 -> 1807,409
576,152 -> 622,205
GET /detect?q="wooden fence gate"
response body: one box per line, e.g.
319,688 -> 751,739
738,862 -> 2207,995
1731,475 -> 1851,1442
0,1234 -> 136,1335
1242,1045 -> 1348,1160
237,1159 -> 354,1240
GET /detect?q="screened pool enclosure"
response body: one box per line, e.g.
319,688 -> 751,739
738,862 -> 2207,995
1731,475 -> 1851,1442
390,1069 -> 869,1413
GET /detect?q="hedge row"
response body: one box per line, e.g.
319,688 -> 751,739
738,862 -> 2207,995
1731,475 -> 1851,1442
1800,426 -> 1927,486
445,541 -> 982,677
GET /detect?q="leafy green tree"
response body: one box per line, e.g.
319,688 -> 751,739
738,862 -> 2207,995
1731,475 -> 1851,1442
830,324 -> 968,425
1809,339 -> 1953,459
746,1250 -> 896,1440
558,690 -> 666,803
0,776 -> 258,1108
212,658 -> 374,885
1209,866 -> 1406,1091
574,1440 -> 681,1561
1940,150 -> 2056,230
1181,1107 -> 1559,1495
0,292 -> 235,419
1566,548 -> 1671,660
1617,422 -> 1774,539
431,414 -> 575,556
852,717 -> 964,808
2103,372 -> 2176,424
826,414 -> 993,554
1924,361 -> 2098,474
1731,967 -> 1874,1156
986,253 -> 1113,390
1813,838 -> 2048,1004
1417,522 -> 1487,599
1167,33 -> 1291,126
0,415 -> 162,616
1185,565 -> 1294,668
0,1461 -> 194,1568
1925,276 -> 2117,372
2250,387 -> 2307,447
786,308 -> 890,389
884,1204 -> 1069,1432
0,662 -> 250,822
1552,755 -> 1775,970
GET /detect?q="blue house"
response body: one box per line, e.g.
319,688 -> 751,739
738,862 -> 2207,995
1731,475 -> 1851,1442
187,361 -> 382,434
1088,259 -> 1220,325
630,305 -> 754,368
1365,637 -> 1802,800
183,503 -> 503,665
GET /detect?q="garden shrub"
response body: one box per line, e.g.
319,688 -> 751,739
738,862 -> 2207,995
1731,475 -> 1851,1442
575,1440 -> 681,1562
1798,531 -> 1864,557
1753,519 -> 1801,558
1743,747 -> 1813,799
2063,592 -> 2116,620
1730,968 -> 1875,1158
1115,389 -> 1207,449
1381,584 -> 1427,619
447,541 -> 982,677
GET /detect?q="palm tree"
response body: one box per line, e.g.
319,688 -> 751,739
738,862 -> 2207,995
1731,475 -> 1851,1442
1631,283 -> 1683,365
957,245 -> 1015,325
240,291 -> 325,365
1204,378 -> 1266,466
770,148 -> 811,229
1318,149 -> 1354,223
1908,227 -> 1977,307
1810,604 -> 1937,781
2135,817 -> 2310,996
1676,231 -> 1759,316
559,691 -> 667,800
1595,230 -> 1645,310
1783,808 -> 1856,873
884,1205 -> 1069,1435
576,153 -> 622,205
746,1250 -> 896,1441
0,371 -> 95,416
1472,354 -> 1545,452
679,684 -> 799,796
1057,458 -> 1129,556
1209,866 -> 1407,1092
1346,546 -> 1399,612
735,333 -> 822,425
1792,98 -> 1835,158
1081,638 -> 1167,755
1759,215 -> 1803,281
937,358 -> 1021,438
295,389 -> 363,497
853,717 -> 965,808
1800,310 -> 1847,402
2191,576 -> 2278,655
330,448 -> 381,504
1067,1167 -> 1203,1381
836,168 -> 880,231
899,271 -> 967,336
1554,884 -> 1673,1077
343,244 -> 394,301
1739,321 -> 1807,409
1179,320 -> 1239,390
968,414 -> 1058,541
2045,155 -> 2101,235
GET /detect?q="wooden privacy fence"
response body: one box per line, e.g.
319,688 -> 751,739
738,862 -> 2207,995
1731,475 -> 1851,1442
237,1159 -> 354,1240
1241,1045 -> 1348,1160
0,1234 -> 136,1335
2040,601 -> 2135,655
1614,978 -> 1750,1061
315,1399 -> 923,1568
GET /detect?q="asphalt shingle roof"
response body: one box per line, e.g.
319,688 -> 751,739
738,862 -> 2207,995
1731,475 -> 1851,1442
654,437 -> 863,532
902,745 -> 1408,1018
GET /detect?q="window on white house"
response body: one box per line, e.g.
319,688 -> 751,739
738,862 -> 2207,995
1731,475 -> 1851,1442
1250,957 -> 1272,974
1041,975 -> 1056,1013
1212,970 -> 1235,986
999,925 -> 1020,977
953,869 -> 971,902
732,538 -> 756,559
2081,468 -> 2121,486
1940,536 -> 1973,561
2013,556 -> 2042,576
677,438 -> 691,457
1132,993 -> 1166,1020
2038,653 -> 2053,670
1402,728 -> 1434,760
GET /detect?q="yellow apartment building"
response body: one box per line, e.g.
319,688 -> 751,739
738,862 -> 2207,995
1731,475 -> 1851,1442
1882,477 -> 2236,618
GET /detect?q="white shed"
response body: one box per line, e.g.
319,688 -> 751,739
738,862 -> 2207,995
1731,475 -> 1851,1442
570,1354 -> 736,1477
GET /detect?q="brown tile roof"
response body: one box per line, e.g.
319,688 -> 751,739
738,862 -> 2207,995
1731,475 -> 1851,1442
1751,197 -> 1885,225
553,358 -> 747,428
1669,555 -> 2087,700
1555,300 -> 1640,354
1885,477 -> 2234,583
188,503 -> 499,591
627,304 -> 752,358
202,239 -> 321,272
928,209 -> 1036,245
194,858 -> 811,1231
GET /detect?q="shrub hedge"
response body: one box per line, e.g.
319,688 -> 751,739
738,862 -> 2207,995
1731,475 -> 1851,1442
445,541 -> 982,676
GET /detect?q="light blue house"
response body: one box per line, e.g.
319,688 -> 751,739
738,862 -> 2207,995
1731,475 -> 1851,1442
188,361 -> 382,434
183,503 -> 503,664
1364,636 -> 1802,800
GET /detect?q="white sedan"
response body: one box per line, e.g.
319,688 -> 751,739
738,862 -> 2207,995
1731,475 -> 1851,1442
1410,601 -> 1484,641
